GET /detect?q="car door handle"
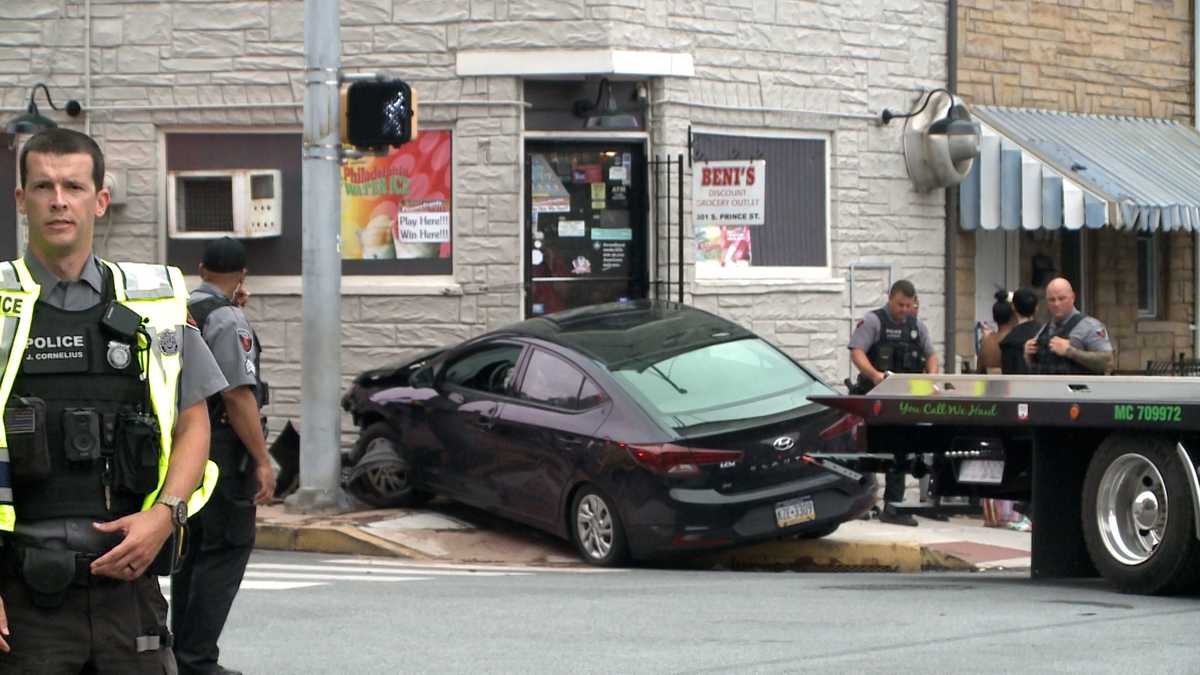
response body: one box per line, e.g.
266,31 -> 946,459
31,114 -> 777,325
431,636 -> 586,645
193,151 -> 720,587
476,412 -> 497,431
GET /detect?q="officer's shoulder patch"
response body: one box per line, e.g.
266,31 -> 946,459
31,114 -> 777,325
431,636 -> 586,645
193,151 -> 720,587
237,328 -> 253,352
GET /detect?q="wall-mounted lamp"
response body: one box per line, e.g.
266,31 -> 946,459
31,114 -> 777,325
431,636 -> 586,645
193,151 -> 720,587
882,89 -> 980,192
573,78 -> 640,130
4,82 -> 83,136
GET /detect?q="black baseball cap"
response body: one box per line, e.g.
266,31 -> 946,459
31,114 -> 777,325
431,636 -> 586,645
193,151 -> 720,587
201,237 -> 247,273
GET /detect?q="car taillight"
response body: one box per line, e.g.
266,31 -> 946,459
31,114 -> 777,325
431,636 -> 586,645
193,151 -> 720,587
618,442 -> 743,476
819,413 -> 864,442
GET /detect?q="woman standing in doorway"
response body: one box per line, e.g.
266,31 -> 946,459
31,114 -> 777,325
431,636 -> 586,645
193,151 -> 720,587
999,288 -> 1041,374
977,290 -> 1018,373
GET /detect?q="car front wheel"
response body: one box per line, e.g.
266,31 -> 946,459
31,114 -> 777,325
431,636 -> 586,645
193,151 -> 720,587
570,485 -> 628,567
345,422 -> 432,509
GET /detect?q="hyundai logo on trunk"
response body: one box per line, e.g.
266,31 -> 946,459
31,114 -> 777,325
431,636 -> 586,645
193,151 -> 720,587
772,436 -> 795,451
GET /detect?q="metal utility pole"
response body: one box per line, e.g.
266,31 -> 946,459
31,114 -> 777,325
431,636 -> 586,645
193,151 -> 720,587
288,0 -> 346,511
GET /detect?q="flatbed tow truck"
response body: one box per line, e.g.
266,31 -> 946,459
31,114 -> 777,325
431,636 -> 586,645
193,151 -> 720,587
810,374 -> 1200,595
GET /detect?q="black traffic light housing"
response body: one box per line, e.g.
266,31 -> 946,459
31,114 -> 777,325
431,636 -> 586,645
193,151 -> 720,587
341,79 -> 418,149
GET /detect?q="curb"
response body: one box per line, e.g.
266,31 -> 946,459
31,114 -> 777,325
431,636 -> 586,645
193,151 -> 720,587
255,522 -> 981,572
255,523 -> 427,560
690,539 -> 978,573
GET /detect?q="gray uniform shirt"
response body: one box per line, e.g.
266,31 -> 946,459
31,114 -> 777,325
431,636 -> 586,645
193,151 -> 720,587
1038,309 -> 1114,353
190,281 -> 260,396
847,306 -> 936,357
22,254 -> 228,409
13,253 -> 227,551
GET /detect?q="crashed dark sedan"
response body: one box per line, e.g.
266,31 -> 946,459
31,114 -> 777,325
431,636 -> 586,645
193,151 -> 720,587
340,300 -> 874,566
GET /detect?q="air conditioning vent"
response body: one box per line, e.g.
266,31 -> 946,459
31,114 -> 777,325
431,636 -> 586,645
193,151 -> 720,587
167,169 -> 282,239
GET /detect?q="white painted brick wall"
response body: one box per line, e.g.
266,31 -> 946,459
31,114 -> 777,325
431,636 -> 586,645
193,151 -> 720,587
1,0 -> 949,445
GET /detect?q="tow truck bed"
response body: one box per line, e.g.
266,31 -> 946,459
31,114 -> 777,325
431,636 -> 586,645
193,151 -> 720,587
810,374 -> 1200,595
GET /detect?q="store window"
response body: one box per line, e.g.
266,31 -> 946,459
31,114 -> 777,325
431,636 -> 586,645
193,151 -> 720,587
165,132 -> 301,275
164,130 -> 451,276
1136,232 -> 1161,319
340,129 -> 452,275
690,132 -> 828,279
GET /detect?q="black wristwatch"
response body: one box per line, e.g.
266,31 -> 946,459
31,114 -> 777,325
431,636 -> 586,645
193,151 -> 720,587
154,494 -> 188,527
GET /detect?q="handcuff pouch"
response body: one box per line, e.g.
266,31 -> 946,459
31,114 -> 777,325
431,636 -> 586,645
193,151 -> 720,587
20,548 -> 75,609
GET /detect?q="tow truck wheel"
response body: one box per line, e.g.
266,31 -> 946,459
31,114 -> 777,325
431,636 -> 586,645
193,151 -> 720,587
1082,434 -> 1200,595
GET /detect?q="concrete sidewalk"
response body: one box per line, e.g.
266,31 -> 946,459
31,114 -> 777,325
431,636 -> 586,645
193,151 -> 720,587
254,500 -> 1032,574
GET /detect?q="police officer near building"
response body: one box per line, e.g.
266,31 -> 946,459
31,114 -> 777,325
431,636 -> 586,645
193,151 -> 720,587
848,279 -> 938,527
1,128 -> 225,672
1023,277 -> 1113,375
172,237 -> 275,675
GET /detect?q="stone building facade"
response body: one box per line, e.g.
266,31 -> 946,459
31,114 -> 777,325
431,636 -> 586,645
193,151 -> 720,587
1,0 -> 952,445
954,0 -> 1196,371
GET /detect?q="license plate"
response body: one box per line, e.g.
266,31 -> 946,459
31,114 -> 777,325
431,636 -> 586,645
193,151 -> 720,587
958,459 -> 1004,484
775,496 -> 816,528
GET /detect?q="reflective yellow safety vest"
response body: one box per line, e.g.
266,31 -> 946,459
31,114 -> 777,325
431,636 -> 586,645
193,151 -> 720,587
0,258 -> 219,532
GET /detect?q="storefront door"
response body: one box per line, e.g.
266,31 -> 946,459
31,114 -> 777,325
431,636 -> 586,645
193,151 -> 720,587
524,141 -> 647,318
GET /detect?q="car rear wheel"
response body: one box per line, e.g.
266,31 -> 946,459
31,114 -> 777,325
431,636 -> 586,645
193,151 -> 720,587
570,485 -> 628,567
345,422 -> 432,509
1081,434 -> 1200,595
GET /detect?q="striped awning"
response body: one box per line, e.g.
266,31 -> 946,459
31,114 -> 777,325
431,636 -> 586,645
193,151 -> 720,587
959,106 -> 1200,232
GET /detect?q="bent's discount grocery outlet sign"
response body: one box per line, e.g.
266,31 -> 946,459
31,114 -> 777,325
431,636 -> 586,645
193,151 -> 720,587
692,160 -> 766,226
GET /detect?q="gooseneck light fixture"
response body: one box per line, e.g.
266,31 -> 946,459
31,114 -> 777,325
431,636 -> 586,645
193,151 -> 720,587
5,82 -> 83,136
882,89 -> 980,192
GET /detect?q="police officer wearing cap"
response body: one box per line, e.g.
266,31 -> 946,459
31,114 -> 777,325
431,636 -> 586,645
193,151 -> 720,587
1023,277 -> 1113,375
848,279 -> 938,527
172,237 -> 275,675
0,128 -> 226,672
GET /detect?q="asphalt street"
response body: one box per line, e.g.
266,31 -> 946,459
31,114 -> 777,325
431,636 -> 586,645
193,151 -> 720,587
189,550 -> 1199,674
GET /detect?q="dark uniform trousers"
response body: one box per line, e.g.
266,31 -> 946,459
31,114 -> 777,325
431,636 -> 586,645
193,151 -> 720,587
170,428 -> 256,675
860,308 -> 926,506
0,569 -> 175,674
852,379 -> 910,504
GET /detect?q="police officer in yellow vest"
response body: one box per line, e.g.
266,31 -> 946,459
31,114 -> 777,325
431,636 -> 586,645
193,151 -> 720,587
0,128 -> 225,673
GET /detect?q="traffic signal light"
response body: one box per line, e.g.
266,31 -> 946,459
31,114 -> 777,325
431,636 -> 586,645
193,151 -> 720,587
341,79 -> 418,149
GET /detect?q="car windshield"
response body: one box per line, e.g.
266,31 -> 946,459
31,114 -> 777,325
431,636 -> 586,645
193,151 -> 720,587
610,337 -> 835,428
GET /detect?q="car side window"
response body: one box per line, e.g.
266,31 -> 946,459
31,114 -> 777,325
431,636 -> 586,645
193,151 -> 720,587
518,350 -> 587,410
406,359 -> 434,388
577,378 -> 607,409
410,364 -> 433,388
441,344 -> 523,395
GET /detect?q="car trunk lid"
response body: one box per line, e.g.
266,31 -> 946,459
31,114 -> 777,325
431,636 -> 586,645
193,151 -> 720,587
668,404 -> 861,493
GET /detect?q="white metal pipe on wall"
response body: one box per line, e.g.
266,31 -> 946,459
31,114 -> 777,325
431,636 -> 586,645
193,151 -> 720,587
0,101 -> 529,115
84,0 -> 91,135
